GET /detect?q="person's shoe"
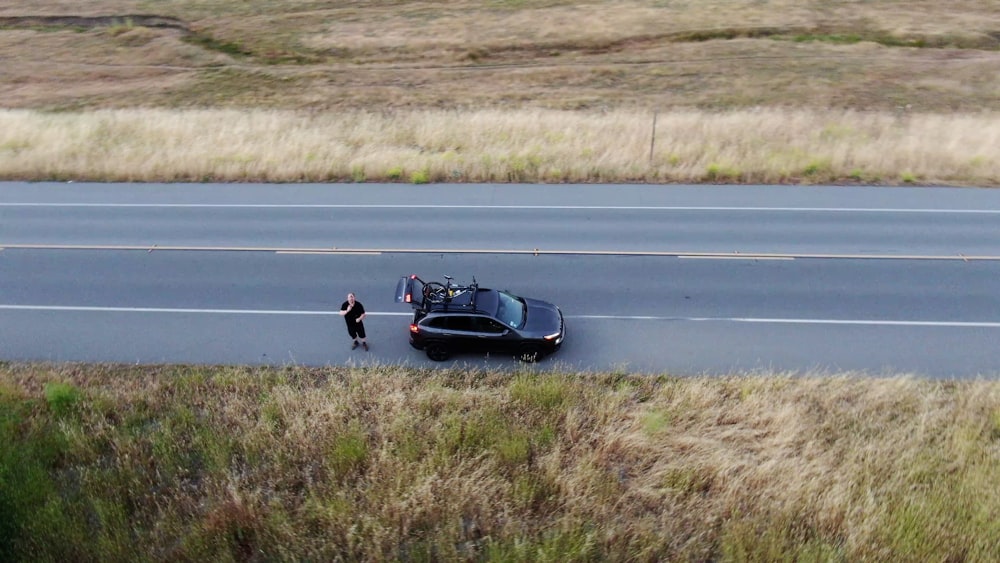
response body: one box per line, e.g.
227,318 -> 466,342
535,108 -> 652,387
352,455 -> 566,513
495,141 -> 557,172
362,342 -> 369,351
351,341 -> 359,350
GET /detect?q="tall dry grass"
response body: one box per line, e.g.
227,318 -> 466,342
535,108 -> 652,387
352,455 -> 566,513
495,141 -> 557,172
2,363 -> 999,560
2,108 -> 999,185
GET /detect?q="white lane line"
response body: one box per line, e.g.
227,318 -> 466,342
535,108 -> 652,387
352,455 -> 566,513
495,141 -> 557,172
3,304 -> 999,327
0,304 -> 409,316
2,203 -> 1000,214
573,315 -> 1000,328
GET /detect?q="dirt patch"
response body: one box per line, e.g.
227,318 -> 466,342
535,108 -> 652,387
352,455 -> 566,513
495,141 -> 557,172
0,14 -> 189,33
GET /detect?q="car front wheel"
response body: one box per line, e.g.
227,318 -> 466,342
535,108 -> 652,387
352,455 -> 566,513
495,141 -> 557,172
425,342 -> 451,362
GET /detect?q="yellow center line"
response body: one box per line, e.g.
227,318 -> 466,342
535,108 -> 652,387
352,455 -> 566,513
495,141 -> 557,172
276,250 -> 382,255
1,243 -> 1000,261
678,255 -> 795,260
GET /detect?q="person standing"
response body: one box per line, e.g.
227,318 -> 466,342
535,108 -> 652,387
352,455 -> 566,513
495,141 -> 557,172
339,292 -> 369,350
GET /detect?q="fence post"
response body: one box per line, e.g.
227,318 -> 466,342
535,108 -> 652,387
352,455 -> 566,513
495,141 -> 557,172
649,111 -> 658,165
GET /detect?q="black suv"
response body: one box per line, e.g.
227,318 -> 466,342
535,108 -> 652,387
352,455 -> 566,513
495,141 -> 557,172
395,275 -> 565,362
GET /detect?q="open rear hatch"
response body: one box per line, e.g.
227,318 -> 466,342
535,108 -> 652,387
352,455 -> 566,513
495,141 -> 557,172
394,275 -> 426,309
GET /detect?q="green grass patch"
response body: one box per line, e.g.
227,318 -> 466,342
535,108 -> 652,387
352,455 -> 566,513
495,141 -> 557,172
705,162 -> 741,182
183,33 -> 254,58
350,165 -> 366,182
0,390 -> 84,560
486,522 -> 602,561
509,373 -> 572,414
386,166 -> 404,180
328,424 -> 370,479
660,466 -> 713,497
409,169 -> 430,184
43,381 -> 80,417
802,158 -> 833,179
641,409 -> 673,434
722,515 -> 846,562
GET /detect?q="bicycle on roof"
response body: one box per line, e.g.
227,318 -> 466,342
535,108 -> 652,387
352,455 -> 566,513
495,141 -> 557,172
421,274 -> 478,304
394,274 -> 480,307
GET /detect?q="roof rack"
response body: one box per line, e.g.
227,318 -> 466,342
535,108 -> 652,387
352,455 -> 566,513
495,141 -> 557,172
425,287 -> 480,312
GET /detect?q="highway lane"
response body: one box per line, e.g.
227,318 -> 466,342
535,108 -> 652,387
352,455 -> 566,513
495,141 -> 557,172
2,182 -> 999,376
3,182 -> 1000,257
2,249 -> 999,377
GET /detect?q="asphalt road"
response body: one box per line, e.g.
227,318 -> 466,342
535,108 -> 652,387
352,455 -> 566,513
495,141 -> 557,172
2,182 -> 999,377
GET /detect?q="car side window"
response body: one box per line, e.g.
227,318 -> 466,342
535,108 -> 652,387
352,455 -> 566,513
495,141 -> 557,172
445,316 -> 474,332
423,317 -> 448,329
472,317 -> 506,334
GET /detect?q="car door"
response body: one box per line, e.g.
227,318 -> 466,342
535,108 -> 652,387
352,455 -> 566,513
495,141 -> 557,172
468,316 -> 514,355
439,315 -> 482,354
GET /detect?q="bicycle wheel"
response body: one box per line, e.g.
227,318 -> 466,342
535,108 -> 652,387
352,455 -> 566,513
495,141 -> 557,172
423,282 -> 448,303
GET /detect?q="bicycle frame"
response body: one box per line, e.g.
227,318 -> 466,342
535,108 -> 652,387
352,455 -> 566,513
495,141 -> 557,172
422,274 -> 478,305
443,275 -> 478,297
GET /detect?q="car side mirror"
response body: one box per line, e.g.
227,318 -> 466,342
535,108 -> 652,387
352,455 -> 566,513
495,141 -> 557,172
502,329 -> 510,336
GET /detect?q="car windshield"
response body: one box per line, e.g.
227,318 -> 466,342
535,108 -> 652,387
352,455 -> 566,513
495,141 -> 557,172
495,290 -> 526,329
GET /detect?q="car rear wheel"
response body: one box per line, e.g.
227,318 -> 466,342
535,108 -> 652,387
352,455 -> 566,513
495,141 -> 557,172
517,344 -> 542,363
425,341 -> 451,362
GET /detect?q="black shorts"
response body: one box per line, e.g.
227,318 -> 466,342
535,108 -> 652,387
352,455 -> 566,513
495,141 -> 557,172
347,320 -> 366,339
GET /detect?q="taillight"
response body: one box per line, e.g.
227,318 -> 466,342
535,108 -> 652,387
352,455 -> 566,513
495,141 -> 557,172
410,324 -> 419,333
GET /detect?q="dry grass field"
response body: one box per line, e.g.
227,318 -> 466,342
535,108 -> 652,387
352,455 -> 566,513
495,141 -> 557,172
2,363 -> 999,561
3,107 -> 999,184
3,0 -> 1000,112
2,0 -> 1000,184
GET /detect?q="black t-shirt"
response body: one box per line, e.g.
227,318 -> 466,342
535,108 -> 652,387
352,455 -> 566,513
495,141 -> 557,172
341,300 -> 366,324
